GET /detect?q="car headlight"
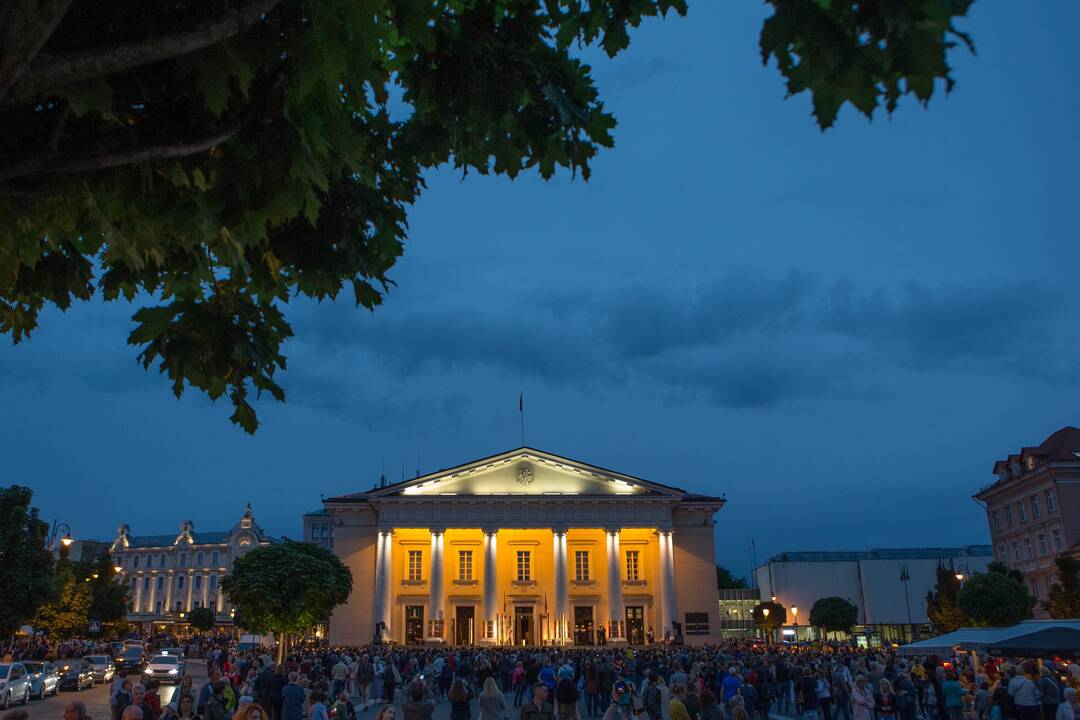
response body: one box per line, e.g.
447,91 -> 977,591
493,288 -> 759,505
168,668 -> 178,675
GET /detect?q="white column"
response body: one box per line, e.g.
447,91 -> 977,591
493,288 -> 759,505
553,528 -> 569,644
482,530 -> 499,644
186,570 -> 194,611
659,530 -> 679,638
135,574 -> 144,614
606,528 -> 625,641
427,529 -> 446,641
164,571 -> 173,612
373,530 -> 393,642
201,574 -> 209,608
147,574 -> 156,613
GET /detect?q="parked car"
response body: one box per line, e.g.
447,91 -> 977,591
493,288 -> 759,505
58,659 -> 95,691
159,647 -> 184,660
82,655 -> 115,683
142,654 -> 183,684
114,647 -> 145,676
0,663 -> 31,709
109,641 -> 125,657
23,661 -> 60,699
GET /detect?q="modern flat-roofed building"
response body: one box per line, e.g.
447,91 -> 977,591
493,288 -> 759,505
754,546 -> 993,645
974,426 -> 1080,616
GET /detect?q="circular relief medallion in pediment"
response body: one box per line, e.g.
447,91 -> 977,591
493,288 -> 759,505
516,463 -> 534,487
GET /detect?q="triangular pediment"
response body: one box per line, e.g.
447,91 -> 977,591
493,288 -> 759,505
364,448 -> 684,498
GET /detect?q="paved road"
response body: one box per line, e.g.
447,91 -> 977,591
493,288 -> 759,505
14,661 -> 208,720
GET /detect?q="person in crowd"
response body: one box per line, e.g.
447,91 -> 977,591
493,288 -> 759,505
877,678 -> 899,720
447,678 -> 474,720
402,681 -> 436,720
1056,688 -> 1079,720
851,674 -> 876,720
521,682 -> 556,720
642,672 -> 663,720
667,684 -> 690,720
204,681 -> 229,720
1040,667 -> 1063,720
1008,664 -> 1042,720
699,690 -> 723,720
554,677 -> 581,720
65,701 -> 91,720
308,690 -> 330,720
480,676 -> 510,720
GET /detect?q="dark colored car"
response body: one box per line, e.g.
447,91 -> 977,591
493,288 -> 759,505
23,661 -> 60,699
114,647 -> 145,676
58,659 -> 95,691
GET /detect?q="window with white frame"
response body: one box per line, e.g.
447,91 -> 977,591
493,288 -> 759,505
574,550 -> 589,582
993,511 -> 1001,531
1052,528 -> 1063,552
1046,490 -> 1057,512
1018,502 -> 1027,522
407,550 -> 423,581
516,551 -> 531,581
1030,579 -> 1040,599
1023,537 -> 1033,560
1006,506 -> 1014,526
209,575 -> 217,590
1038,534 -> 1048,556
133,555 -> 140,569
1012,542 -> 1020,562
194,575 -> 202,590
1031,495 -> 1040,518
999,544 -> 1007,562
458,550 -> 473,581
625,550 -> 641,581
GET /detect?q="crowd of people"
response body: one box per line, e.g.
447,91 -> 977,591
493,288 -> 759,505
3,639 -> 1078,720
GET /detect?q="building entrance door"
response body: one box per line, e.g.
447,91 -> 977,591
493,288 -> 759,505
625,606 -> 644,645
455,606 -> 475,645
514,606 -> 534,646
405,606 -> 424,644
573,606 -> 594,645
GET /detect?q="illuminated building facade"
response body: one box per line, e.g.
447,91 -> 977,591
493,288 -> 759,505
318,448 -> 725,646
109,504 -> 275,631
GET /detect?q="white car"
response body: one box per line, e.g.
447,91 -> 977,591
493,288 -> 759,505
0,663 -> 31,709
82,655 -> 115,683
142,654 -> 184,684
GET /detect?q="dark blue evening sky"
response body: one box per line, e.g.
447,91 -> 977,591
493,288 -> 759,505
3,2 -> 1078,581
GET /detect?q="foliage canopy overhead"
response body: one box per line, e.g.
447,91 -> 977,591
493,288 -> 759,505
0,0 -> 975,431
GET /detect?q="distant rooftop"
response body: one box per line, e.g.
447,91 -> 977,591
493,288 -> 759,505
762,546 -> 993,565
126,531 -> 232,548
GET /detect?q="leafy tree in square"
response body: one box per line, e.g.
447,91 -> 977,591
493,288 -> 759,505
716,565 -> 749,589
0,486 -> 55,638
188,606 -> 216,633
926,562 -> 969,633
809,596 -> 859,634
958,564 -> 1034,627
1044,554 -> 1080,619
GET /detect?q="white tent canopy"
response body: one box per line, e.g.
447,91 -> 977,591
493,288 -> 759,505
897,620 -> 1080,656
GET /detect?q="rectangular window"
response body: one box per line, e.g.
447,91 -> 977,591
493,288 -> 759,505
178,575 -> 185,590
210,575 -> 217,590
156,576 -> 164,590
311,526 -> 319,540
1052,528 -> 1063,552
1017,502 -> 1027,522
196,552 -> 204,565
574,551 -> 589,582
1038,534 -> 1048,556
212,551 -> 219,565
458,550 -> 473,581
1031,580 -> 1040,599
1006,506 -> 1014,526
992,511 -> 1001,531
516,551 -> 531,581
999,544 -> 1007,562
685,612 -> 710,635
194,576 -> 202,590
1023,537 -> 1033,560
179,552 -> 187,567
159,554 -> 166,568
1046,491 -> 1057,512
1012,542 -> 1020,562
143,577 -> 151,590
1031,496 -> 1040,518
133,555 -> 140,569
625,550 -> 640,581
407,550 -> 423,581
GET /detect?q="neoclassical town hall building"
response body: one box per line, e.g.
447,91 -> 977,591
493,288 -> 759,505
311,448 -> 726,646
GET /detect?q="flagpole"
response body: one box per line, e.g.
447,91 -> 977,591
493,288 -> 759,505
519,392 -> 525,447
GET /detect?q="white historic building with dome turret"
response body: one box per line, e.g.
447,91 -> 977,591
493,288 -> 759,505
110,504 -> 276,632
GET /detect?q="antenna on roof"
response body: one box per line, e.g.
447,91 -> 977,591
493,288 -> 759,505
416,452 -> 420,479
401,456 -> 405,483
380,459 -> 386,488
519,392 -> 526,447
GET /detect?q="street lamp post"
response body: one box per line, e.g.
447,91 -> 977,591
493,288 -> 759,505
48,520 -> 73,555
899,563 -> 915,642
791,606 -> 798,643
762,606 -> 771,645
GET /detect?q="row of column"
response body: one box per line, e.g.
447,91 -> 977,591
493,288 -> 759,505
371,527 -> 679,644
130,572 -> 226,615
